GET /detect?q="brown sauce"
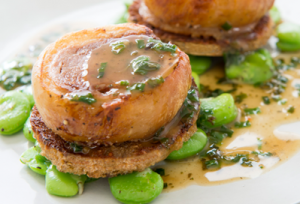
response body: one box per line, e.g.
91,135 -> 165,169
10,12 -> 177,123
157,53 -> 300,192
86,35 -> 179,94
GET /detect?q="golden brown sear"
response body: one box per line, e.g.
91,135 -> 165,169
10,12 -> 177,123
129,0 -> 275,56
32,23 -> 192,145
142,0 -> 274,35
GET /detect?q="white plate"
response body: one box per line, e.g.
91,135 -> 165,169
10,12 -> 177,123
1,0 -> 300,203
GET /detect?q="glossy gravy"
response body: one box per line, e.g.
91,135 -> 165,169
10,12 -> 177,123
86,35 -> 179,94
158,54 -> 300,192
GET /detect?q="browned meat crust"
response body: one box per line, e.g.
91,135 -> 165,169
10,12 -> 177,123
32,23 -> 192,146
31,84 -> 199,178
129,0 -> 275,56
142,0 -> 274,28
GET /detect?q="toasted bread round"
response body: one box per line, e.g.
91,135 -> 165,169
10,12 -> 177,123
31,82 -> 199,178
32,23 -> 192,145
129,0 -> 275,56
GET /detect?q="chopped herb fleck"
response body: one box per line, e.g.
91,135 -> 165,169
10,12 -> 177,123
130,55 -> 160,75
181,86 -> 199,119
110,41 -> 126,54
240,157 -> 253,167
208,126 -> 234,145
153,127 -> 165,139
291,57 -> 300,64
127,83 -> 145,92
221,22 -> 232,31
119,80 -> 129,86
136,39 -> 145,49
163,183 -> 168,189
244,107 -> 261,115
217,77 -> 235,85
287,105 -> 295,113
278,99 -> 287,105
275,58 -> 284,65
200,84 -> 236,98
203,159 -> 220,170
234,121 -> 251,128
197,109 -> 215,129
206,146 -> 222,158
222,154 -> 248,164
251,150 -> 272,157
181,98 -> 196,118
276,75 -> 289,83
70,143 -> 83,153
0,59 -> 32,90
187,89 -> 199,102
235,93 -> 247,103
147,76 -> 164,88
70,93 -> 96,105
147,38 -> 177,53
97,62 -> 107,78
154,168 -> 165,176
271,95 -> 281,102
160,138 -> 169,147
262,96 -> 271,104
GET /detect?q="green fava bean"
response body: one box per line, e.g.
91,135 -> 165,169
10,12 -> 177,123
109,168 -> 163,204
277,22 -> 300,44
167,129 -> 207,160
21,85 -> 35,108
224,49 -> 274,84
46,165 -> 87,197
199,93 -> 238,128
23,116 -> 36,142
269,6 -> 281,24
191,72 -> 200,91
277,22 -> 300,52
20,146 -> 51,175
0,90 -> 31,135
189,55 -> 211,75
276,41 -> 300,52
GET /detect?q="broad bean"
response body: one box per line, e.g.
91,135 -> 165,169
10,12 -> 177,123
270,6 -> 281,24
191,72 -> 200,90
189,55 -> 212,75
277,22 -> 300,52
20,145 -> 50,175
0,90 -> 31,135
167,129 -> 207,160
109,168 -> 163,204
21,144 -> 90,197
21,85 -> 34,108
224,49 -> 274,84
199,93 -> 238,128
46,165 -> 87,197
23,116 -> 35,142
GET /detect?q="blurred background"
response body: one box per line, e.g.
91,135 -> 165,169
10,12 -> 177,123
1,0 -> 300,51
0,0 -> 105,48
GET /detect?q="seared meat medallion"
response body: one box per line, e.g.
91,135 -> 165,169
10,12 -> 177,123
31,23 -> 200,177
129,0 -> 275,56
